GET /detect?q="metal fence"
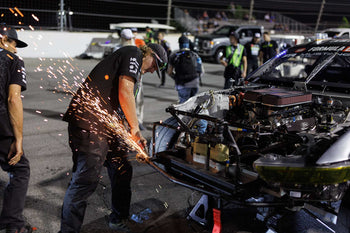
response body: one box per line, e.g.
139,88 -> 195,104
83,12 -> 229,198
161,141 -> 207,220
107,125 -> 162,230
0,0 -> 345,33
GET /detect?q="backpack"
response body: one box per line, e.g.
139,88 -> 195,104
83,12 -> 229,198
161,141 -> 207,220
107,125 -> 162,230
173,50 -> 201,85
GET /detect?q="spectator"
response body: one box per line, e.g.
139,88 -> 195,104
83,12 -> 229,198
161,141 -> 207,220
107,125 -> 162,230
157,32 -> 172,87
202,11 -> 209,21
264,13 -> 270,22
215,11 -> 222,21
144,26 -> 154,44
0,24 -> 31,233
131,28 -> 146,48
244,32 -> 261,74
168,36 -> 203,103
229,2 -> 236,18
259,31 -> 278,64
220,31 -> 247,88
221,11 -> 228,21
120,29 -> 134,46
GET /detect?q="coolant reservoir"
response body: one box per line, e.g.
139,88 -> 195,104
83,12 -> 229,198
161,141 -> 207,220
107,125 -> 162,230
210,144 -> 229,162
192,137 -> 208,166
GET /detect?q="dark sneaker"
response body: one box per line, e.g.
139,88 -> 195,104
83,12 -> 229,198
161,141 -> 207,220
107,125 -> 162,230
108,219 -> 130,232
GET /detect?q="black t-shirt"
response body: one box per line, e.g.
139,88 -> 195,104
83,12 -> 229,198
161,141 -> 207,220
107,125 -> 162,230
244,40 -> 260,61
63,46 -> 142,133
0,49 -> 27,137
260,40 -> 278,63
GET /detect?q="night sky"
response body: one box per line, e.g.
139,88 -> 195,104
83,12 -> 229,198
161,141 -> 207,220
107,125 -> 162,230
0,0 -> 348,31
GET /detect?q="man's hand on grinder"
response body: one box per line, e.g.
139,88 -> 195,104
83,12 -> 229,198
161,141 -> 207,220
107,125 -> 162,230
130,127 -> 148,162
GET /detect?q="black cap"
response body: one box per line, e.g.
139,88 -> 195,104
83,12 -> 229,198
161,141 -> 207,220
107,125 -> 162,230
229,31 -> 239,40
178,35 -> 189,44
148,43 -> 168,79
0,24 -> 27,48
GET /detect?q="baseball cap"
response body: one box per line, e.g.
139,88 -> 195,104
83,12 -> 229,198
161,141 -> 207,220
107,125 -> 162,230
130,27 -> 138,33
254,33 -> 261,38
0,24 -> 27,48
178,35 -> 190,49
148,43 -> 168,79
120,29 -> 134,40
229,31 -> 239,39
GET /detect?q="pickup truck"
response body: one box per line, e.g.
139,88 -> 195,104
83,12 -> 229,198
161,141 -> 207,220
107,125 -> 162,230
194,25 -> 264,63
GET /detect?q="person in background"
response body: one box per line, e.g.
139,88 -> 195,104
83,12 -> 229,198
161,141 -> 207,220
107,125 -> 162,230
0,24 -> 31,233
220,31 -> 247,88
259,31 -> 278,64
59,43 -> 168,233
144,26 -> 154,44
179,32 -> 195,51
120,29 -> 134,46
168,36 -> 203,104
244,32 -> 261,74
131,28 -> 146,48
157,32 -> 172,87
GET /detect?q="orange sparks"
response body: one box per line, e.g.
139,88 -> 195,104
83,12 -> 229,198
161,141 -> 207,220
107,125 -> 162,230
1,13 -> 4,17
14,7 -> 24,17
105,75 -> 109,80
7,54 -> 13,60
32,14 -> 39,21
9,8 -> 14,14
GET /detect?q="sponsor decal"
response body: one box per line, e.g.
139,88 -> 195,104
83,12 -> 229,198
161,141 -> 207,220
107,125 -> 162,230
342,46 -> 350,52
21,67 -> 26,84
129,57 -> 139,74
308,46 -> 346,52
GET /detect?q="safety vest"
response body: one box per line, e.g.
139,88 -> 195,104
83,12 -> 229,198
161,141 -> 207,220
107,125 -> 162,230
226,44 -> 244,68
145,31 -> 154,44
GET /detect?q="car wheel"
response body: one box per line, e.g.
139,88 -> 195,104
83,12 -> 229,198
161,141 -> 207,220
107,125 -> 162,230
214,47 -> 225,64
148,117 -> 179,156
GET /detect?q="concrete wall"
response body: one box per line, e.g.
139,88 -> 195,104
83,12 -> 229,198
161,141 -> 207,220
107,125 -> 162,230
17,30 -> 183,58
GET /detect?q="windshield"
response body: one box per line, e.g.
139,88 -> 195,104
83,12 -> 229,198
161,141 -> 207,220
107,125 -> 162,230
324,31 -> 340,38
212,26 -> 238,36
248,50 -> 350,91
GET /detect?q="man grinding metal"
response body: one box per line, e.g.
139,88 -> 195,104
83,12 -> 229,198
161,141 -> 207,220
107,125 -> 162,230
59,43 -> 167,233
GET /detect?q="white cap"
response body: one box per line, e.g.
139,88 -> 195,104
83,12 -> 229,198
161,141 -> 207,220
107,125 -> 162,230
254,33 -> 261,38
121,29 -> 134,40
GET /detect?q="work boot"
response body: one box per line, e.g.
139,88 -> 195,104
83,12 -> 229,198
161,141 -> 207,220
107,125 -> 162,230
108,219 -> 130,232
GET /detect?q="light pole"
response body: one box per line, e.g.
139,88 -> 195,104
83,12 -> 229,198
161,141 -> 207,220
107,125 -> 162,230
249,0 -> 254,22
166,0 -> 172,33
315,0 -> 326,33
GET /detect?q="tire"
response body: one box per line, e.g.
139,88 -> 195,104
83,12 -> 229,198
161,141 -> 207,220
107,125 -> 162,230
214,47 -> 225,64
148,117 -> 179,156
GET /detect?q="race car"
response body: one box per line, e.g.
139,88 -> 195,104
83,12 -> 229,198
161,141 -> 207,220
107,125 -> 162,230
148,39 -> 350,232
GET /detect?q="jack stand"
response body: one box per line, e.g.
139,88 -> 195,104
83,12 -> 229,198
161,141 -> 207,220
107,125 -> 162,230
187,194 -> 209,226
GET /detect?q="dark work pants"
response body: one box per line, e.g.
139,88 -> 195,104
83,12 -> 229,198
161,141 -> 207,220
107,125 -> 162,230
160,69 -> 166,85
0,137 -> 30,230
247,59 -> 259,74
60,125 -> 132,233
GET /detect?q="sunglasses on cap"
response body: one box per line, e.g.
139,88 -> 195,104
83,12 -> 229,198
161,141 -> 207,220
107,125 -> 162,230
152,52 -> 167,71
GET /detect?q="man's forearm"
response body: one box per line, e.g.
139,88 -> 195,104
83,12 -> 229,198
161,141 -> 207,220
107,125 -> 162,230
119,76 -> 139,131
8,87 -> 23,142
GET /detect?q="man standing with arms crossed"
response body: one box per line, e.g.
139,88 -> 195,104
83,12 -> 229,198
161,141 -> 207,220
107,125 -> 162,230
0,24 -> 31,233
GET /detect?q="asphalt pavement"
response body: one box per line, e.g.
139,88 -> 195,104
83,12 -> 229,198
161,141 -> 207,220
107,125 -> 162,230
0,57 -> 334,233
